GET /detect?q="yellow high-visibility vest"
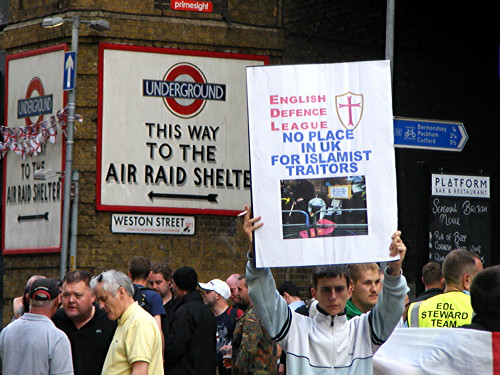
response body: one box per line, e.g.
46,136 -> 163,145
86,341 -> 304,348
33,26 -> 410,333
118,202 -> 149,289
407,291 -> 473,328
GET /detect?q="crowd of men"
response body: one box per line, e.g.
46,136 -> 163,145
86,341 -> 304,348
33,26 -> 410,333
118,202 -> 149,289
0,209 -> 498,374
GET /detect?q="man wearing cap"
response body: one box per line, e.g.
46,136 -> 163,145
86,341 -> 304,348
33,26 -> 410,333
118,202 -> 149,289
199,279 -> 244,374
0,278 -> 74,375
91,270 -> 163,375
165,266 -> 217,375
12,274 -> 46,320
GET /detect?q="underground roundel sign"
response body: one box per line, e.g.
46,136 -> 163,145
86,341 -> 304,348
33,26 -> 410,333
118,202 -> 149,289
143,62 -> 226,119
17,77 -> 53,126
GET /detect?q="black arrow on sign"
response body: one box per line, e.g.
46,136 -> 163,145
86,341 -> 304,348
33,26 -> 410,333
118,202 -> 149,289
18,212 -> 49,222
148,191 -> 218,203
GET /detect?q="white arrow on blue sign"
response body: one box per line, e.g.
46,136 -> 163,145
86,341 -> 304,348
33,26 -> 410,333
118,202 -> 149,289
63,51 -> 76,91
393,117 -> 468,152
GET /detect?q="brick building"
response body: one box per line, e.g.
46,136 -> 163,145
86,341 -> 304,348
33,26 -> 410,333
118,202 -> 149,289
0,0 -> 498,324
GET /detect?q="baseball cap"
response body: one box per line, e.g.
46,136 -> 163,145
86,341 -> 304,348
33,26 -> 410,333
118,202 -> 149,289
29,278 -> 60,301
198,279 -> 230,300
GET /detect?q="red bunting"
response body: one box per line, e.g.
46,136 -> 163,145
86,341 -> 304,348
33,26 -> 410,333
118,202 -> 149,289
0,108 -> 83,159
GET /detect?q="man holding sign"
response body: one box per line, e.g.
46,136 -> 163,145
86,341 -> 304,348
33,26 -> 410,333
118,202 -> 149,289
242,206 -> 408,375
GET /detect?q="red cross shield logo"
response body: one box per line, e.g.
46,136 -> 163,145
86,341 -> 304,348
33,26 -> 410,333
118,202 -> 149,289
335,92 -> 364,130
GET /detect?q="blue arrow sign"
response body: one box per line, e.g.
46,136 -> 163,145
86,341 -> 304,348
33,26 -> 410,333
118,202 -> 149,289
393,117 -> 468,152
63,51 -> 76,91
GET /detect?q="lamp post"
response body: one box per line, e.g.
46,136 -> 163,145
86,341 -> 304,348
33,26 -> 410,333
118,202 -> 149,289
385,0 -> 395,80
42,15 -> 110,279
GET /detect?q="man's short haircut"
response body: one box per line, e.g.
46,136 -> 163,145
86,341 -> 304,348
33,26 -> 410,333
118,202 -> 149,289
151,262 -> 173,281
226,273 -> 240,284
90,270 -> 134,297
470,267 -> 500,315
237,274 -> 247,287
312,265 -> 351,289
278,281 -> 301,297
442,249 -> 481,285
421,262 -> 443,286
63,270 -> 92,287
30,298 -> 58,309
128,256 -> 152,280
347,263 -> 380,283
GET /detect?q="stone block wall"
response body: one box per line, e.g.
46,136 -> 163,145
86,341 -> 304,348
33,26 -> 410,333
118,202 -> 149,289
0,0 -> 284,325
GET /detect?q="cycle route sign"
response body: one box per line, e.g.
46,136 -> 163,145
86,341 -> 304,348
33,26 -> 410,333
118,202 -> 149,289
393,117 -> 468,152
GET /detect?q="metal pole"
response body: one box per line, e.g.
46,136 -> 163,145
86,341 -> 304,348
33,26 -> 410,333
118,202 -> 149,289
60,16 -> 79,279
381,1 -> 395,273
69,170 -> 79,271
385,0 -> 395,80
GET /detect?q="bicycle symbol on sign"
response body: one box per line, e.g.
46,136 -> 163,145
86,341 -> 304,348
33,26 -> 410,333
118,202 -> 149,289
404,128 -> 416,139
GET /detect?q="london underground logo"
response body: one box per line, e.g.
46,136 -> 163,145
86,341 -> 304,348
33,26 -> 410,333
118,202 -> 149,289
17,77 -> 53,126
143,63 -> 226,119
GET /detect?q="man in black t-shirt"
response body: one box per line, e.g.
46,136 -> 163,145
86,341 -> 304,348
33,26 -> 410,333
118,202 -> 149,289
148,262 -> 179,325
52,270 -> 117,375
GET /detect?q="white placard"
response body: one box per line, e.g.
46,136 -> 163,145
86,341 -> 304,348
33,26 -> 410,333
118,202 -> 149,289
2,45 -> 66,254
247,61 -> 398,267
97,44 -> 267,215
111,214 -> 195,235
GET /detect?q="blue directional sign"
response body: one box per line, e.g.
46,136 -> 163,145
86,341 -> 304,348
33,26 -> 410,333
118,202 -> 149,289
63,51 -> 76,91
393,117 -> 468,152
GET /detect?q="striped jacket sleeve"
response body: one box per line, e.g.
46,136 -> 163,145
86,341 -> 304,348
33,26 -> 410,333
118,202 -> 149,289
246,260 -> 292,344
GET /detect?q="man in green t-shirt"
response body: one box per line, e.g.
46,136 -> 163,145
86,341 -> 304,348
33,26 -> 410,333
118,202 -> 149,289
346,263 -> 382,319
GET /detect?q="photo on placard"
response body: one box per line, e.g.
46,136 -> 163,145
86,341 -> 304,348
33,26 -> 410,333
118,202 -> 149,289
280,176 -> 368,239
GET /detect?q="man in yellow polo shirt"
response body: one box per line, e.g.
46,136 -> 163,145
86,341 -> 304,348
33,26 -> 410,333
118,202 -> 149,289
91,270 -> 163,375
408,249 -> 483,328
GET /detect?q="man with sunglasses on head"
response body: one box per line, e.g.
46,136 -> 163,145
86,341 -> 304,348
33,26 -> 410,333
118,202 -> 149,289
91,270 -> 163,375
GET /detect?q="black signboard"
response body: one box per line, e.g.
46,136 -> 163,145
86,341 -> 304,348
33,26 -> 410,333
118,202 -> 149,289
428,174 -> 491,266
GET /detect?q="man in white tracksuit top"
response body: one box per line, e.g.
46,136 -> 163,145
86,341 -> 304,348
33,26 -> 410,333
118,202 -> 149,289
243,209 -> 408,375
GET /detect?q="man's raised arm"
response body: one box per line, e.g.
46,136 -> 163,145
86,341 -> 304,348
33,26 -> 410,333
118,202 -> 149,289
369,231 -> 409,345
243,206 -> 291,342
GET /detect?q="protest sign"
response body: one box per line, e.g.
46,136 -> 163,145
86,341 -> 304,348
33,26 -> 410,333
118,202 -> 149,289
246,61 -> 398,267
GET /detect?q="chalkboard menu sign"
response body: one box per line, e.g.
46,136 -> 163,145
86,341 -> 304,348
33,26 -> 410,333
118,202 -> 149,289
429,174 -> 491,265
